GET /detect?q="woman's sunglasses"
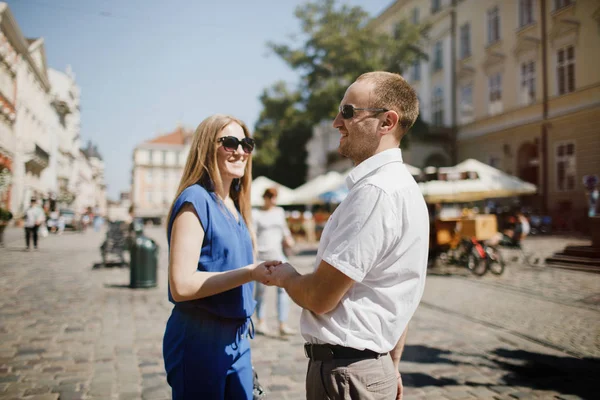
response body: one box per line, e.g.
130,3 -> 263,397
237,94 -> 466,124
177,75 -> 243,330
217,136 -> 255,154
339,104 -> 388,119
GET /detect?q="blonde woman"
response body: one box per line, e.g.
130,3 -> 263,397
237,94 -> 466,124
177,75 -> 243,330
163,114 -> 279,399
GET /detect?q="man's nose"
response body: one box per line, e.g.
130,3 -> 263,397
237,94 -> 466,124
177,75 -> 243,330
332,112 -> 343,128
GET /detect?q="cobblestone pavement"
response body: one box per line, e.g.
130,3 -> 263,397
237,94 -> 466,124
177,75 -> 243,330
0,227 -> 598,399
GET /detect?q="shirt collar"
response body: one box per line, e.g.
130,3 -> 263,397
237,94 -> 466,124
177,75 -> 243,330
346,148 -> 404,190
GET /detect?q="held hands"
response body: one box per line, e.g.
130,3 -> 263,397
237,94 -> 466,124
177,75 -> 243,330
249,261 -> 298,288
250,260 -> 281,284
265,262 -> 298,287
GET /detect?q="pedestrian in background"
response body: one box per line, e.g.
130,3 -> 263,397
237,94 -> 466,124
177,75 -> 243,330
23,198 -> 45,250
162,114 -> 279,399
267,71 -> 429,400
252,187 -> 296,336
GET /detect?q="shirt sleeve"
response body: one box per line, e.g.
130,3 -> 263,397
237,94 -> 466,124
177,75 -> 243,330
320,185 -> 400,282
170,185 -> 210,232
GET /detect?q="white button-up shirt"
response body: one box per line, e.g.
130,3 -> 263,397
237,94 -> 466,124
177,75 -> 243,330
300,148 -> 429,353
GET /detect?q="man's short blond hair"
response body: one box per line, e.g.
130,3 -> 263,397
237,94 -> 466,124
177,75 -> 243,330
356,71 -> 419,138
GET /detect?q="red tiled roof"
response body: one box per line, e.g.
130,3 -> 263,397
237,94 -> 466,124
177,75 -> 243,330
145,127 -> 192,145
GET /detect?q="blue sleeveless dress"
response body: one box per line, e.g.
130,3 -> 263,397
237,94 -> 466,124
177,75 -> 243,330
163,184 -> 255,399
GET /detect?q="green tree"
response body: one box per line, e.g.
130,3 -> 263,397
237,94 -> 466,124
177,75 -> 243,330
253,0 -> 428,187
253,82 -> 313,188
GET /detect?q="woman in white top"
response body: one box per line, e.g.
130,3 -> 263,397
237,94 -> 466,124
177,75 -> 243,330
252,187 -> 296,336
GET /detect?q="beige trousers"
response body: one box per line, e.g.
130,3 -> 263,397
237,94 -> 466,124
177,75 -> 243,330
306,353 -> 397,400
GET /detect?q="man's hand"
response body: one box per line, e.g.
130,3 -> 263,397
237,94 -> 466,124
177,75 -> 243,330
396,370 -> 403,400
266,262 -> 298,287
249,260 -> 281,284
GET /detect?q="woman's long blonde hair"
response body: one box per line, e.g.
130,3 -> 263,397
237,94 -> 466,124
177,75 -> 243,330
166,114 -> 253,233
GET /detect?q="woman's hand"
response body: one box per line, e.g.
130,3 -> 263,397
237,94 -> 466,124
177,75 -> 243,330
249,260 -> 281,284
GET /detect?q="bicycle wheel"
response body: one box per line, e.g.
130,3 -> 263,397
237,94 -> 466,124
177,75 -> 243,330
487,247 -> 505,275
467,251 -> 488,276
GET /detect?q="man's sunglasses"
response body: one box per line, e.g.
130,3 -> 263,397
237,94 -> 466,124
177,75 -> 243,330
217,136 -> 255,154
339,104 -> 388,119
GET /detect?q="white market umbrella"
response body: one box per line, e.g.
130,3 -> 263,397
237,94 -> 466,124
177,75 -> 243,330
251,176 -> 295,206
289,171 -> 344,205
418,159 -> 537,203
294,163 -> 422,205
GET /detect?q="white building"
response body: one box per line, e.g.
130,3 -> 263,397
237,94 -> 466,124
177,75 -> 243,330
85,141 -> 107,216
131,127 -> 191,223
48,66 -> 81,209
11,35 -> 60,214
372,0 -> 455,169
0,2 -> 108,222
0,3 -> 21,211
69,141 -> 107,216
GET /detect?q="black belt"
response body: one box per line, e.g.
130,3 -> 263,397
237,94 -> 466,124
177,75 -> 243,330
304,343 -> 387,361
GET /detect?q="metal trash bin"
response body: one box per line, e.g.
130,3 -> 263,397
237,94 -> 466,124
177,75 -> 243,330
129,234 -> 159,288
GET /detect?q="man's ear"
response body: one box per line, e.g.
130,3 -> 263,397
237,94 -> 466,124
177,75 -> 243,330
381,110 -> 400,134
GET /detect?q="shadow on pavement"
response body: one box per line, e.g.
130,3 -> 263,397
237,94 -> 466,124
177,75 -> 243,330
490,348 -> 599,399
401,344 -> 599,398
103,283 -> 131,289
403,345 -> 462,365
402,373 -> 459,387
92,262 -> 127,269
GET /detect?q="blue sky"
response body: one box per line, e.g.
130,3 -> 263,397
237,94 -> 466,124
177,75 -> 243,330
7,0 -> 392,200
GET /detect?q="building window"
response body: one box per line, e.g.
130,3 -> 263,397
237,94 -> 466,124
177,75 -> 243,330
164,170 -> 169,180
431,0 -> 441,14
146,169 -> 153,182
433,41 -> 443,71
519,0 -> 535,27
554,0 -> 573,11
432,87 -> 444,126
520,61 -> 536,105
459,84 -> 473,123
556,142 -> 576,191
146,190 -> 153,203
489,73 -> 502,102
557,46 -> 575,95
487,6 -> 501,44
163,150 -> 168,165
411,7 -> 419,24
488,72 -> 503,115
460,23 -> 471,59
147,150 -> 153,165
412,60 -> 421,81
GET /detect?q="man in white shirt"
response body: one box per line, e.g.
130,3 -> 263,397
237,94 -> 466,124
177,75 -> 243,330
267,71 -> 429,400
23,198 -> 45,250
